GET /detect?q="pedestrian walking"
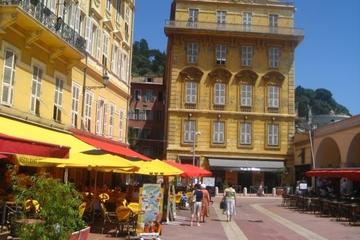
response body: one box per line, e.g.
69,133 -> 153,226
190,183 -> 203,226
200,183 -> 210,223
224,184 -> 236,222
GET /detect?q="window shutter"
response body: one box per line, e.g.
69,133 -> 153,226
58,0 -> 64,18
74,7 -> 80,32
85,17 -> 92,53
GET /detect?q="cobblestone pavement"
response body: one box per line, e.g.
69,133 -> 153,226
89,196 -> 360,240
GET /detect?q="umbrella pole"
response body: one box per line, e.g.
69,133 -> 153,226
63,168 -> 68,184
91,169 -> 98,225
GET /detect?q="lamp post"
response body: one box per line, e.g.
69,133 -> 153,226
192,131 -> 201,166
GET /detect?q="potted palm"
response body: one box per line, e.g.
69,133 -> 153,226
13,175 -> 89,240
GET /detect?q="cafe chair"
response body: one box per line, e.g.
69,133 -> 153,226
115,206 -> 132,236
100,202 -> 117,234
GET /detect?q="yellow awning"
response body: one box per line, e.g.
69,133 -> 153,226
0,116 -> 94,154
120,159 -> 184,176
15,152 -> 139,171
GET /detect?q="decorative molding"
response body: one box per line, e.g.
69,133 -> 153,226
179,66 -> 204,82
49,47 -> 65,63
25,29 -> 42,48
208,67 -> 232,82
0,12 -> 17,34
262,71 -> 285,83
235,69 -> 259,83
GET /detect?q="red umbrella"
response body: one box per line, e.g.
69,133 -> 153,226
165,160 -> 212,178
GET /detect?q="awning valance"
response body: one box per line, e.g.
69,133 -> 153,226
72,130 -> 151,161
165,160 -> 212,178
0,133 -> 70,158
305,169 -> 360,181
208,158 -> 284,172
0,116 -> 94,155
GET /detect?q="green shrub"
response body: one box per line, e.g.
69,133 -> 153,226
14,175 -> 86,240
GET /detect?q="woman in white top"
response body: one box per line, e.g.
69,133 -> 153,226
224,184 -> 236,222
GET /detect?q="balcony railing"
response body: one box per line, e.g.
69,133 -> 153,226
165,20 -> 304,37
0,0 -> 86,55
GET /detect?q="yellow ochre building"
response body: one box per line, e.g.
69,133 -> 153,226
0,0 -> 134,142
164,0 -> 304,192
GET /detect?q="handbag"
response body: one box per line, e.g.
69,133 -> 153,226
220,198 -> 226,210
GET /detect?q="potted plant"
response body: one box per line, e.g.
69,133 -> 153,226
13,175 -> 89,240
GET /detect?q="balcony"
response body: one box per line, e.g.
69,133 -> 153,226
0,0 -> 86,59
165,20 -> 304,43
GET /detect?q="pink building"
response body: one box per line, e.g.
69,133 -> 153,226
128,77 -> 166,159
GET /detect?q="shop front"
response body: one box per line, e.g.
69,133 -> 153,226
209,158 -> 284,193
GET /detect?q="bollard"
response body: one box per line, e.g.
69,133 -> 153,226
215,186 -> 219,196
243,187 -> 247,196
272,187 -> 276,197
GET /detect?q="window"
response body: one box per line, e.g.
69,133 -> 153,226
217,11 -> 226,24
141,129 -> 151,139
155,111 -> 163,121
122,53 -> 128,82
243,12 -> 252,31
119,109 -> 124,141
79,14 -> 86,37
84,91 -> 93,131
1,49 -> 16,105
134,89 -> 141,101
143,89 -> 154,102
214,82 -> 225,105
30,65 -> 42,115
268,123 -> 279,146
158,91 -> 163,102
134,109 -> 140,120
269,14 -> 278,28
85,17 -> 93,53
106,0 -> 111,12
184,120 -> 195,143
185,81 -> 197,104
102,31 -> 109,67
240,122 -> 252,145
268,85 -> 279,108
187,42 -> 198,64
215,44 -> 226,64
109,104 -> 115,137
103,103 -> 109,136
71,84 -> 80,128
213,121 -> 225,144
111,44 -> 118,74
53,77 -> 64,122
125,6 -> 130,23
268,47 -> 280,68
241,46 -> 253,66
115,0 -> 122,23
240,84 -> 252,107
145,110 -> 153,120
243,12 -> 252,25
188,9 -> 198,22
95,99 -> 105,135
44,0 -> 56,12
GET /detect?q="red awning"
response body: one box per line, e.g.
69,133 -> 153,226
165,160 -> 212,178
0,154 -> 8,159
305,168 -> 360,181
72,130 -> 151,161
0,133 -> 70,158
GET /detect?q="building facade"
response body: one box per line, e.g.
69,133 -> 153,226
164,0 -> 303,192
128,76 -> 166,159
293,115 -> 360,188
0,0 -> 134,143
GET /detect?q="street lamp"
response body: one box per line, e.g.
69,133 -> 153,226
192,131 -> 201,166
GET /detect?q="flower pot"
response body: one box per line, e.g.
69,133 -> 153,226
69,226 -> 90,240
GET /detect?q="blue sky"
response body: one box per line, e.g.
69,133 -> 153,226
134,0 -> 360,115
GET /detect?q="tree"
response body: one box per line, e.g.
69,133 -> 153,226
295,85 -> 350,117
132,39 -> 166,77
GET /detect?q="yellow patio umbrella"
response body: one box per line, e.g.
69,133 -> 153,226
14,151 -> 138,170
124,159 -> 184,176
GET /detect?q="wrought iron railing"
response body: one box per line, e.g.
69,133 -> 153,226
165,20 -> 304,37
0,0 -> 86,55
